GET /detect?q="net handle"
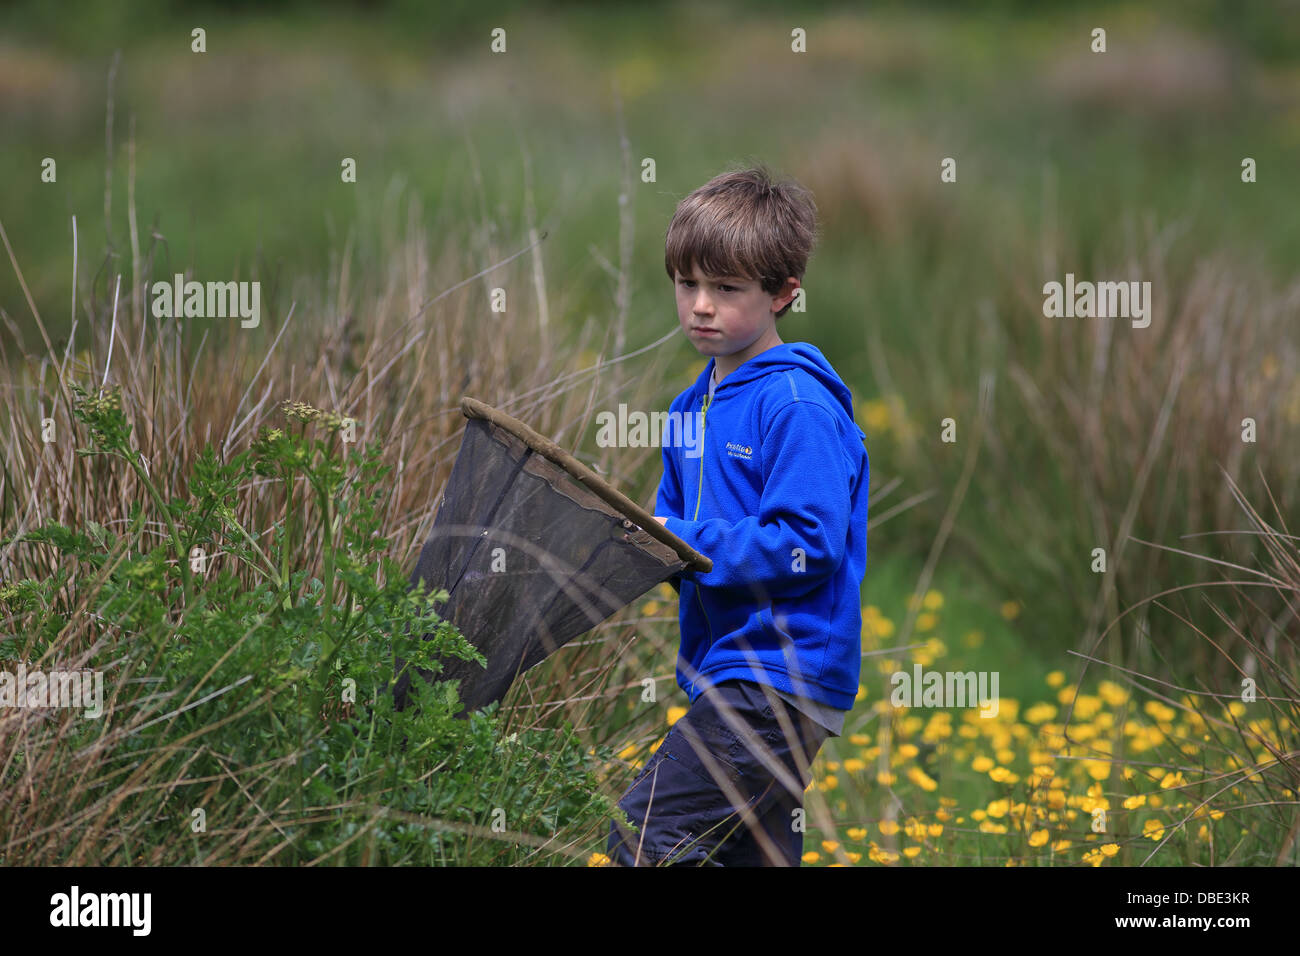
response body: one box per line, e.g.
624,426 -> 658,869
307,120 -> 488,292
460,396 -> 712,574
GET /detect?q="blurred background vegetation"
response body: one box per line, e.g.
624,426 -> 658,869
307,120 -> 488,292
2,0 -> 1298,865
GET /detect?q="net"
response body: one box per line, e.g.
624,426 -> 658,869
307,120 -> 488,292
394,396 -> 711,717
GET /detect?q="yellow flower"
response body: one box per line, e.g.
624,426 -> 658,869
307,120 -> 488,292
817,774 -> 839,792
843,758 -> 867,774
928,823 -> 944,837
1123,794 -> 1146,810
846,851 -> 862,863
587,852 -> 611,866
618,743 -> 640,760
971,755 -> 995,772
1159,771 -> 1186,790
916,612 -> 938,632
1098,680 -> 1128,707
989,766 -> 1018,784
821,840 -> 840,853
846,827 -> 868,841
877,771 -> 897,786
802,851 -> 820,864
898,743 -> 919,759
986,799 -> 1010,818
1100,843 -> 1120,857
667,706 -> 688,726
1024,703 -> 1057,723
922,589 -> 944,610
1143,700 -> 1177,723
1028,829 -> 1049,847
865,616 -> 896,639
1143,819 -> 1166,841
1045,671 -> 1066,688
1001,600 -> 1021,620
878,820 -> 900,835
861,399 -> 891,432
1072,695 -> 1103,720
1085,760 -> 1112,782
907,766 -> 938,791
903,846 -> 922,858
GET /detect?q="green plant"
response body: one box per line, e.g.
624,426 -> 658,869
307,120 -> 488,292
0,386 -> 620,865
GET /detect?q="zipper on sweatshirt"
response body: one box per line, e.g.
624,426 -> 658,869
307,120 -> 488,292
691,392 -> 714,647
692,393 -> 710,520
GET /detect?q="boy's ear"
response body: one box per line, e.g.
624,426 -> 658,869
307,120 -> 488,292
774,277 -> 799,314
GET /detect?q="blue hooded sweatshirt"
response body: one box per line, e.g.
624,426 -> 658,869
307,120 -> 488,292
658,341 -> 869,711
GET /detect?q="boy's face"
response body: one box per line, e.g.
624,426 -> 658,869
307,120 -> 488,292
673,262 -> 799,373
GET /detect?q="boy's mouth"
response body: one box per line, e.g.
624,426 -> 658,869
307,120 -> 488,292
692,327 -> 721,337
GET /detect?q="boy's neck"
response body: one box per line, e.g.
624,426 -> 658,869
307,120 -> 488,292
713,329 -> 784,383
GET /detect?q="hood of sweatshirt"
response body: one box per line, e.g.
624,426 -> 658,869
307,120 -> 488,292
691,341 -> 865,441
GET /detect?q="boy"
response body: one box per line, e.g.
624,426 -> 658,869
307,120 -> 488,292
606,166 -> 869,866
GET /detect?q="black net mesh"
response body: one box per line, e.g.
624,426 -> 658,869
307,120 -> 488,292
394,398 -> 710,717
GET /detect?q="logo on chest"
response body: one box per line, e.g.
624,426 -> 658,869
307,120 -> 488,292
724,440 -> 754,462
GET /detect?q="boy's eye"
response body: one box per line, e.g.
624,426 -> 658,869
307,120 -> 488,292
678,279 -> 737,291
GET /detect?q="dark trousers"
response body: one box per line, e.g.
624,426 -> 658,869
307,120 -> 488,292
606,679 -> 829,866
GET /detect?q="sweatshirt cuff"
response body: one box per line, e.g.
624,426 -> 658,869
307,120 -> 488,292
662,517 -> 696,558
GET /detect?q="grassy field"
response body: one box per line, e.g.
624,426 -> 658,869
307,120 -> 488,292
1,1 -> 1298,866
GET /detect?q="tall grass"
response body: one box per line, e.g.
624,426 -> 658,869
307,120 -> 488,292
0,127 -> 693,863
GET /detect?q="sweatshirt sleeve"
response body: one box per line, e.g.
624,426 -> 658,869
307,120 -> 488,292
663,400 -> 850,598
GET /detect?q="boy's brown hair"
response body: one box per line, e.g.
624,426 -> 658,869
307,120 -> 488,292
664,163 -> 819,319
